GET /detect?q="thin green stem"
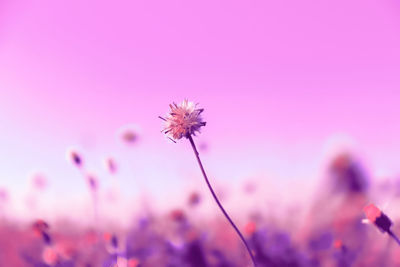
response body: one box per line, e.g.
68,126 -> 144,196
187,135 -> 256,266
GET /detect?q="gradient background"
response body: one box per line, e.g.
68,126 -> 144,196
1,0 -> 400,223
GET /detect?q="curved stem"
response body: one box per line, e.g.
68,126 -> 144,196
187,135 -> 257,266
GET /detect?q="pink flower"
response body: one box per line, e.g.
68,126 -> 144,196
364,203 -> 381,223
160,100 -> 206,141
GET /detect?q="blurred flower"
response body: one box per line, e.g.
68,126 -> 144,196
103,232 -> 112,242
86,174 -> 98,191
118,124 -> 140,145
364,203 -> 400,245
84,229 -> 98,245
122,131 -> 138,143
32,219 -> 52,244
333,239 -> 343,249
364,203 -> 382,225
66,148 -> 83,168
128,258 -> 140,267
104,232 -> 120,254
170,209 -> 186,222
160,100 -> 206,141
104,232 -> 118,248
42,247 -> 58,266
364,204 -> 392,233
116,257 -> 140,267
329,152 -> 368,193
32,219 -> 49,233
104,157 -> 118,174
244,221 -> 257,236
188,192 -> 201,207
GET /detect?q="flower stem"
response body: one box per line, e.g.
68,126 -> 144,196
187,135 -> 257,266
388,230 -> 400,246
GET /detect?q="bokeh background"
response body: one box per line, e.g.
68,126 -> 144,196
1,0 -> 400,266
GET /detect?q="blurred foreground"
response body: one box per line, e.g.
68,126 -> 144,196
0,151 -> 400,267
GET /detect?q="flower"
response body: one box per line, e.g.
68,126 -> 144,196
160,100 -> 206,141
363,203 -> 382,223
32,219 -> 49,233
188,191 -> 201,206
42,247 -> 58,265
86,173 -> 98,191
363,203 -> 392,233
66,148 -> 83,168
118,124 -> 140,145
104,157 -> 117,174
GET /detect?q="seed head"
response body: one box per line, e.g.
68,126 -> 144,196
160,100 -> 206,141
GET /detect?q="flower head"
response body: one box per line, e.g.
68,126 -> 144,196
118,124 -> 140,145
364,203 -> 381,223
32,219 -> 49,233
364,203 -> 392,233
188,191 -> 201,206
160,100 -> 206,141
66,148 -> 83,168
104,157 -> 117,174
85,173 -> 98,192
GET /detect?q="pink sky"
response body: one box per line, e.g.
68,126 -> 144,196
1,0 -> 400,218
